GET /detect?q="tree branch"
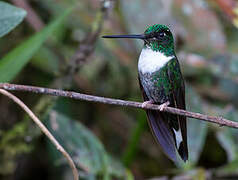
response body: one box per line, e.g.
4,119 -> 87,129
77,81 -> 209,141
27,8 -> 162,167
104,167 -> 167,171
0,89 -> 89,180
0,83 -> 238,129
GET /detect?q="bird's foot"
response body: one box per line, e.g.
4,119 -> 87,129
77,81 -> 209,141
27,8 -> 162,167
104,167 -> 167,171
141,100 -> 154,108
158,101 -> 170,111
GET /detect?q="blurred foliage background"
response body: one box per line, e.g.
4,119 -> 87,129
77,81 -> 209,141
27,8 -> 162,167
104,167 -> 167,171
1,0 -> 238,179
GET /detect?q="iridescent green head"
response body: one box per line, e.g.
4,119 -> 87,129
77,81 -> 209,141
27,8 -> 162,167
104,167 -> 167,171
144,24 -> 174,56
102,24 -> 175,56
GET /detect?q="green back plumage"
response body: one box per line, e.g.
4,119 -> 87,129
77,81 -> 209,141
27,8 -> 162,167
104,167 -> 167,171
152,58 -> 182,96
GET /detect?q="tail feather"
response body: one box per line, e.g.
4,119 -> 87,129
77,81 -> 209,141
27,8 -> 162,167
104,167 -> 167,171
177,115 -> 188,161
146,109 -> 177,162
167,112 -> 188,162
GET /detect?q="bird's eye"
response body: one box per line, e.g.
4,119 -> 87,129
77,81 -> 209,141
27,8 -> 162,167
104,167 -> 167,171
158,32 -> 166,38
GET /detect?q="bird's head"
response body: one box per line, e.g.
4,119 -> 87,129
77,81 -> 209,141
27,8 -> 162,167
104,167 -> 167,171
102,24 -> 175,56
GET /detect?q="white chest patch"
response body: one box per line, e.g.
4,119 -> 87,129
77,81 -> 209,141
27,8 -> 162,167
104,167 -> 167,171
138,48 -> 174,74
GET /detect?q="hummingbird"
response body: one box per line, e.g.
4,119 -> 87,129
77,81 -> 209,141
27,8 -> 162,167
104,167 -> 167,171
102,24 -> 188,162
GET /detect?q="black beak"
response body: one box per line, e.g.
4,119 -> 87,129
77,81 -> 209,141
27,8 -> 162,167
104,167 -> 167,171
102,34 -> 145,40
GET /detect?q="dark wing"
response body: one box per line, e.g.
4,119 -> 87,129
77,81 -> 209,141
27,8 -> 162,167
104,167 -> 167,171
167,57 -> 188,161
138,76 -> 177,162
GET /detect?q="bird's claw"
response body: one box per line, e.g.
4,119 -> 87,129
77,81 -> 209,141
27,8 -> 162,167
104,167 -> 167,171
142,100 -> 154,108
158,101 -> 170,111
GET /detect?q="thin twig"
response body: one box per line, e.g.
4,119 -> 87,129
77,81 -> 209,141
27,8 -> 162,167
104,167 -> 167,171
1,83 -> 238,129
0,89 -> 89,180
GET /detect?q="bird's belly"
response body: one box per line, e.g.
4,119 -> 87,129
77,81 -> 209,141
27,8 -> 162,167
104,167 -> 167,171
139,71 -> 169,103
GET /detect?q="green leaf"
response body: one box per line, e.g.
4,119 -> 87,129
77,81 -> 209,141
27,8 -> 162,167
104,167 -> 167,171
0,2 -> 26,38
0,8 -> 72,82
46,110 -> 129,179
